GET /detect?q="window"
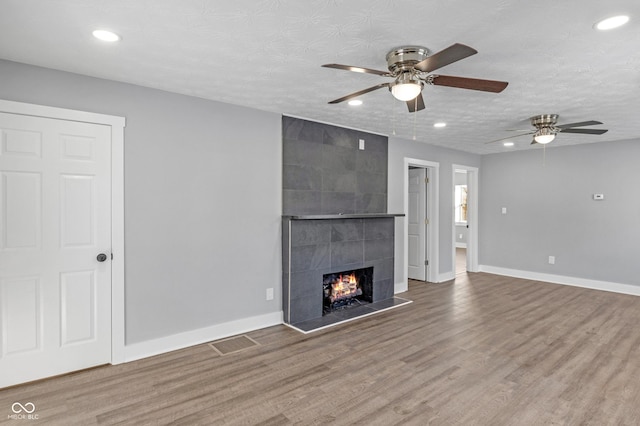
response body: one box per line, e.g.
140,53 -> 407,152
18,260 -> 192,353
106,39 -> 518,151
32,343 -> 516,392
455,184 -> 468,224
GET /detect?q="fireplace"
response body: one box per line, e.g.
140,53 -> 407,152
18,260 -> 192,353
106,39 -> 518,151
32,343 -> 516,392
322,267 -> 373,314
282,215 -> 401,326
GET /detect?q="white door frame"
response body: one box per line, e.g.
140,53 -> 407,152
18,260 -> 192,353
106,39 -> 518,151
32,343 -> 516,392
452,164 -> 479,273
407,167 -> 426,281
404,158 -> 439,283
0,99 -> 126,364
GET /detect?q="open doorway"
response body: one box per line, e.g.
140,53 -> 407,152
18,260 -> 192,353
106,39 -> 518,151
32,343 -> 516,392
454,169 -> 468,274
452,165 -> 479,274
404,158 -> 439,284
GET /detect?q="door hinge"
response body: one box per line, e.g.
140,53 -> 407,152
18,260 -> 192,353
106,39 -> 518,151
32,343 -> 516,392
424,260 -> 429,266
425,218 -> 429,225
425,177 -> 429,184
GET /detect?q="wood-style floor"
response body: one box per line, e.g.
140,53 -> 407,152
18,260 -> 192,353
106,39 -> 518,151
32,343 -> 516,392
3,272 -> 640,425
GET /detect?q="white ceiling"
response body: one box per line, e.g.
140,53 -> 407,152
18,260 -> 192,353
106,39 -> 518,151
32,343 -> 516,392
1,0 -> 639,154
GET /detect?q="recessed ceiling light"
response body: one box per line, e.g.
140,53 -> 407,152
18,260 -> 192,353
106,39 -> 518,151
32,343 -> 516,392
348,99 -> 363,106
92,29 -> 120,42
503,142 -> 514,147
433,122 -> 446,128
594,15 -> 629,30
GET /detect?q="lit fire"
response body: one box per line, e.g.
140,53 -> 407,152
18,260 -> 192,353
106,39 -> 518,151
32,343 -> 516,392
329,273 -> 362,303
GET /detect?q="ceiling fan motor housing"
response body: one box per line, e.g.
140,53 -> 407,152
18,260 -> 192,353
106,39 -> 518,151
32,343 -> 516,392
530,114 -> 559,128
386,46 -> 430,74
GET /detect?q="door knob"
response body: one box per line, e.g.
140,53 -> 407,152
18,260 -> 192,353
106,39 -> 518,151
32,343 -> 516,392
96,253 -> 108,262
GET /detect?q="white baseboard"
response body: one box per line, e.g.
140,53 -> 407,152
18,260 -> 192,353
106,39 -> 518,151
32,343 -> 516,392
395,280 -> 408,293
479,265 -> 640,297
122,311 -> 283,363
438,271 -> 456,283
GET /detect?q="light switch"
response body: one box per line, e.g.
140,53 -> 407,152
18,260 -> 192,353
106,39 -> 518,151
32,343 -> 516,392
501,207 -> 507,214
593,194 -> 604,200
359,139 -> 365,150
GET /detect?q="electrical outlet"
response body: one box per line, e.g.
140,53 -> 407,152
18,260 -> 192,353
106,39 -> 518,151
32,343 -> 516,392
266,288 -> 274,300
548,256 -> 555,265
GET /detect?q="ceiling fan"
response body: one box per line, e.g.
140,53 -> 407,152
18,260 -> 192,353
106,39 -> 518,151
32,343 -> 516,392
487,114 -> 609,145
322,43 -> 508,113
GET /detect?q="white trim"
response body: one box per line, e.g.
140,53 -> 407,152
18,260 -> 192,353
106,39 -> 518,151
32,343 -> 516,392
455,242 -> 467,249
479,265 -> 640,297
438,271 -> 456,283
110,123 -> 126,364
403,158 -> 439,286
0,99 -> 126,365
0,99 -> 124,127
452,165 -> 479,273
124,312 -> 283,362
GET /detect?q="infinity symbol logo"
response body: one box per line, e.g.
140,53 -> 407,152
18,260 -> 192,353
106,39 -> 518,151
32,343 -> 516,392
12,402 -> 36,414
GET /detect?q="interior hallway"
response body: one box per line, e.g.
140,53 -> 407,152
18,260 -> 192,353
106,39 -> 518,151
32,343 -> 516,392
456,247 -> 467,275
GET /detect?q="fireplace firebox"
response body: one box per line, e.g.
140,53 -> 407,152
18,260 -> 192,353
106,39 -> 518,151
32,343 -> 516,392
322,267 -> 373,314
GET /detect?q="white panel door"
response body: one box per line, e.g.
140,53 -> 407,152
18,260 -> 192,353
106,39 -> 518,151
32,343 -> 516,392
407,168 -> 426,281
0,112 -> 111,388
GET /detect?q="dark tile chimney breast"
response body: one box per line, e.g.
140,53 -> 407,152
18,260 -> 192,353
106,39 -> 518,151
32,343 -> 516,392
282,116 -> 388,216
281,117 -> 401,330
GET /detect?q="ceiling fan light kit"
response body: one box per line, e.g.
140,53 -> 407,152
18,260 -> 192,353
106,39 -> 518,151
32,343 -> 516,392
389,74 -> 423,101
533,128 -> 556,144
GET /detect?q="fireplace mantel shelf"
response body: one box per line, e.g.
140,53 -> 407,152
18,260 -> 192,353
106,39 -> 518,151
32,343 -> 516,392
283,213 -> 404,220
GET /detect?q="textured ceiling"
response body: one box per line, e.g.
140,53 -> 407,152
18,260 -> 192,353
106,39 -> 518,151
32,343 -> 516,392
1,0 -> 639,154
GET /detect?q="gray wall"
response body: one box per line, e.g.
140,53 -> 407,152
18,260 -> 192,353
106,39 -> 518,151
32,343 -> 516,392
455,225 -> 468,246
388,136 -> 481,285
0,59 -> 283,345
480,140 -> 640,286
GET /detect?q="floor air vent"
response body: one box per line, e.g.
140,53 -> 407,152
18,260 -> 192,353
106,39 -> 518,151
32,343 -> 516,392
208,335 -> 260,356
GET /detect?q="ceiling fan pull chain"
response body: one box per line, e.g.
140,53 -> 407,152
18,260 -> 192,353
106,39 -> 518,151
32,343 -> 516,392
392,98 -> 397,135
412,97 -> 417,140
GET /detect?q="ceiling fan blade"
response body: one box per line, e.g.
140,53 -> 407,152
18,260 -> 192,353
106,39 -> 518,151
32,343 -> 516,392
556,120 -> 603,129
406,93 -> 425,113
328,83 -> 391,104
485,132 -> 534,144
322,63 -> 391,77
531,139 -> 538,145
431,75 -> 509,93
414,43 -> 478,73
559,128 -> 608,135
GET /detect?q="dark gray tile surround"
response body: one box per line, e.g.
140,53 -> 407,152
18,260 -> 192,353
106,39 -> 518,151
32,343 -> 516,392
282,217 -> 395,324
